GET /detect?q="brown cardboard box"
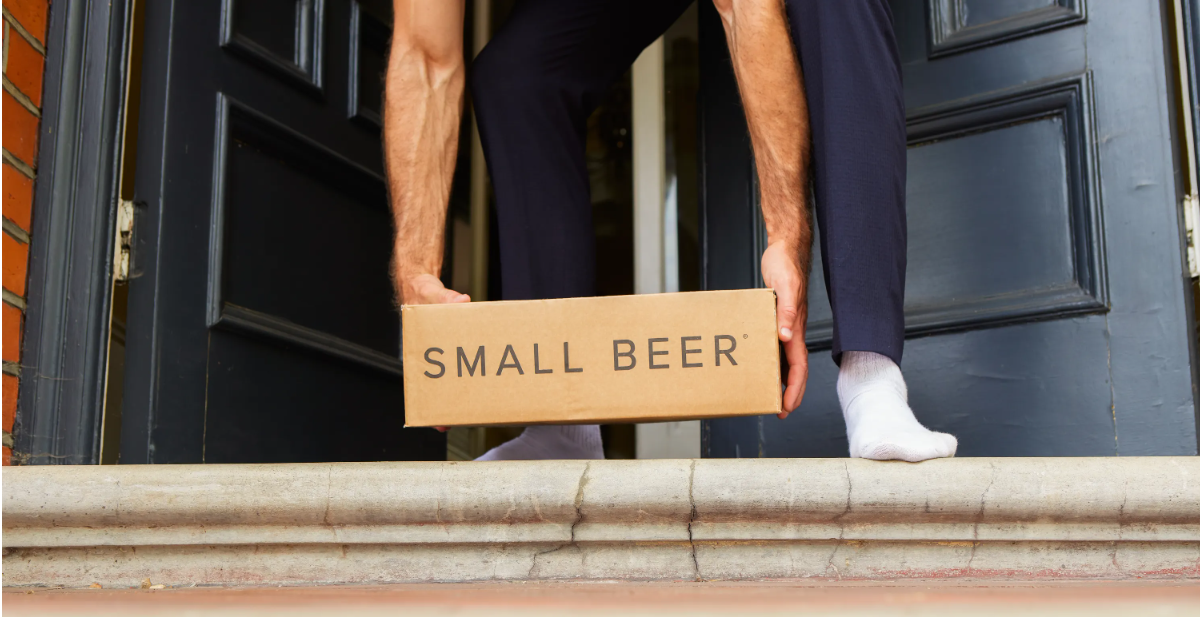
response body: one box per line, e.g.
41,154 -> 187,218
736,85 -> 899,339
402,289 -> 781,427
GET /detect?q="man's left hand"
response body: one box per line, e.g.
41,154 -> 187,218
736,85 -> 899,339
761,240 -> 809,418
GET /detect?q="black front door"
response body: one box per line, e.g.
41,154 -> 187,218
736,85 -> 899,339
122,0 -> 446,463
702,0 -> 1199,456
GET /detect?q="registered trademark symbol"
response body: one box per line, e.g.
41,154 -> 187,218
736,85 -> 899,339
743,334 -> 748,339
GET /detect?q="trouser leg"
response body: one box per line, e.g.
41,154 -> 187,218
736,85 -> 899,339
784,0 -> 908,365
471,0 -> 691,301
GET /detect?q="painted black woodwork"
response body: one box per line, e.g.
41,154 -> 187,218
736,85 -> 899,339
207,96 -> 401,376
1188,0 -> 1200,187
16,0 -> 131,464
700,0 -> 1198,457
347,0 -> 389,128
927,0 -> 1085,57
805,75 -> 1106,345
124,0 -> 444,463
220,0 -> 325,94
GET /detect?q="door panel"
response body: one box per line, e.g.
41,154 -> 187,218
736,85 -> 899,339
212,97 -> 400,370
805,75 -> 1105,343
701,0 -> 1198,456
224,0 -> 324,92
124,0 -> 445,462
927,0 -> 1084,57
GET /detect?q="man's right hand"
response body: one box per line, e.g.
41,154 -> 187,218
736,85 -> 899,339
398,273 -> 471,306
761,240 -> 809,418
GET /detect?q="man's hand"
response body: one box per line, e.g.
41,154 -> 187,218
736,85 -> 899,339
398,272 -> 470,306
398,272 -> 467,433
762,241 -> 809,418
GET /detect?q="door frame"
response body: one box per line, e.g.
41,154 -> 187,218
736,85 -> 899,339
1187,0 -> 1200,164
14,0 -> 133,465
1176,0 -> 1200,434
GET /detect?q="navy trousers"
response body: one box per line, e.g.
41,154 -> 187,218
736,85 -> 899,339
471,0 -> 908,365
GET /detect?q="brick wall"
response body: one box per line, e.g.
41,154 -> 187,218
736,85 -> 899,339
2,0 -> 49,466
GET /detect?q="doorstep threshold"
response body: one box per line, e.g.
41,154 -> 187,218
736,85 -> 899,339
3,457 -> 1199,587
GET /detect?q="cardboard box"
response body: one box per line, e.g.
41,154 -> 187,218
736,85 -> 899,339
402,289 -> 781,427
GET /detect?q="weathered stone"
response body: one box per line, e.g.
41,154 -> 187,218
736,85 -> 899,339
4,458 -> 1199,587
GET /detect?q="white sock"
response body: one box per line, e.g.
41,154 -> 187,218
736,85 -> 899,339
475,425 -> 605,461
837,351 -> 957,462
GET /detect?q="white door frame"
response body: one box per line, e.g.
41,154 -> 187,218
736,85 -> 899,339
631,38 -> 700,459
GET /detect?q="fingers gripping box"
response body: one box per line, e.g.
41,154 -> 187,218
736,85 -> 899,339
401,289 -> 782,427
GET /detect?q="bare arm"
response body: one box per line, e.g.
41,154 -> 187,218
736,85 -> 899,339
714,0 -> 812,415
387,0 -> 469,306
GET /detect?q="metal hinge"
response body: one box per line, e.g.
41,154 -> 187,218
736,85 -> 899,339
1186,194 -> 1200,279
113,199 -> 135,282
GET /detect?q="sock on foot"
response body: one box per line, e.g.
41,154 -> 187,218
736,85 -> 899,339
475,425 -> 605,461
837,351 -> 957,462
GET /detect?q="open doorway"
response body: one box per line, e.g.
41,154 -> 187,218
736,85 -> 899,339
447,58 -> 640,460
446,1 -> 701,461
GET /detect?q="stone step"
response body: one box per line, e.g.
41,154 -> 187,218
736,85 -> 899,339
4,458 -> 1199,587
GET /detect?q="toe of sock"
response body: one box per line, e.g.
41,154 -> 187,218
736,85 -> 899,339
858,441 -> 908,461
855,431 -> 959,462
862,441 -> 931,462
937,432 -> 958,458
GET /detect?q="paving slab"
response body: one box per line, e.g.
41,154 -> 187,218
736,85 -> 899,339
5,580 -> 1200,617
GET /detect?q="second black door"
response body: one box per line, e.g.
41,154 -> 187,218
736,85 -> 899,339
122,0 -> 447,463
701,0 -> 1199,457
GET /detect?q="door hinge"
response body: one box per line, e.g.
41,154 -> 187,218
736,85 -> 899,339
114,199 -> 135,282
1186,194 -> 1200,279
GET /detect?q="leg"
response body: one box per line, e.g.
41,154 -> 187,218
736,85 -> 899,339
470,0 -> 690,460
784,0 -> 955,460
472,0 -> 691,301
785,0 -> 906,364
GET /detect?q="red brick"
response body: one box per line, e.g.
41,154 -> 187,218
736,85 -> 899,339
3,232 -> 28,296
2,92 -> 39,167
3,164 -> 33,231
4,0 -> 49,45
2,374 -> 16,433
2,446 -> 11,466
5,28 -> 44,106
2,303 -> 19,362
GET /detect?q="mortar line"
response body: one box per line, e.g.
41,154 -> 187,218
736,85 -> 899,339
3,149 -> 34,177
2,9 -> 46,54
3,77 -> 40,116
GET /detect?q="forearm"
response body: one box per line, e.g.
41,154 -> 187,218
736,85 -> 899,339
716,0 -> 811,266
385,1 -> 466,303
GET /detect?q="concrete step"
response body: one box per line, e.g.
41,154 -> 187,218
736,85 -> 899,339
3,458 -> 1199,587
